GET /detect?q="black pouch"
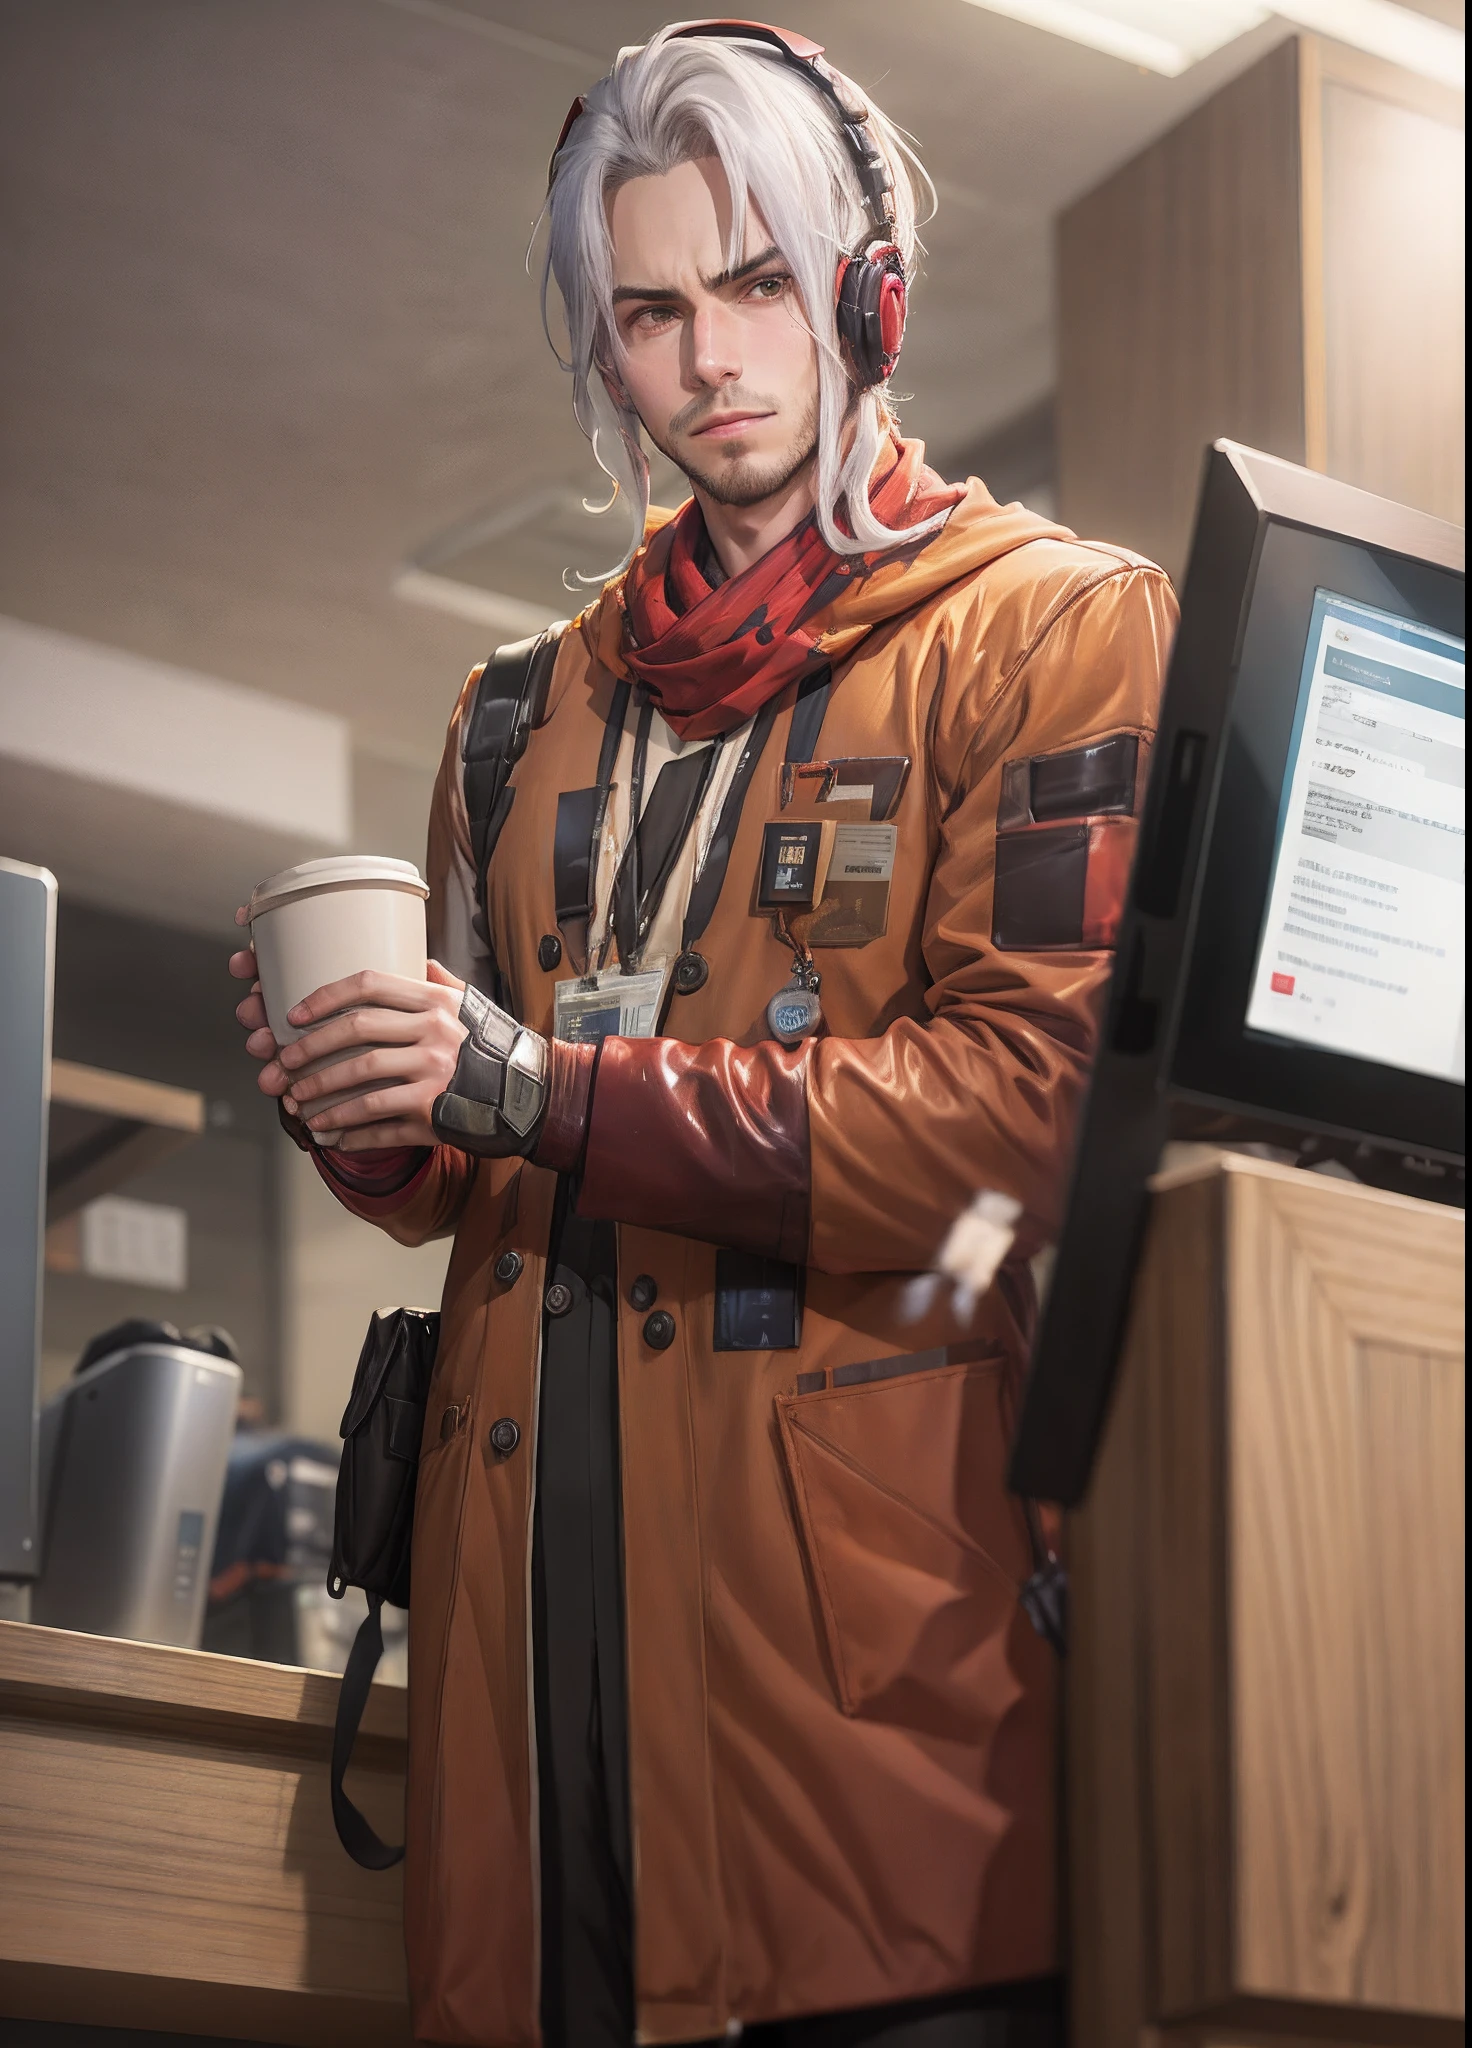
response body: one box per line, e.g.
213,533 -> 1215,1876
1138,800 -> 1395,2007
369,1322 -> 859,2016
327,1307 -> 439,1869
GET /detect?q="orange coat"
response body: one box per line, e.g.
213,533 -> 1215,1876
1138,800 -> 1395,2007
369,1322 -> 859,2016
326,481 -> 1176,2045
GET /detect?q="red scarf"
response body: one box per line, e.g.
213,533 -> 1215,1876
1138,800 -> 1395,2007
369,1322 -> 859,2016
618,437 -> 963,741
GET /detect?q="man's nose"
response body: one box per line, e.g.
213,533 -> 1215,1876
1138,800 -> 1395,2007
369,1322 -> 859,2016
685,299 -> 742,387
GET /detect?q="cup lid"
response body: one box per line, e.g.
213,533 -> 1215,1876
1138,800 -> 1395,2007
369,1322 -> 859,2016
248,854 -> 429,920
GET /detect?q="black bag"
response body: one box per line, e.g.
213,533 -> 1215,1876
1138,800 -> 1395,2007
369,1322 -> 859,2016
327,1307 -> 439,1869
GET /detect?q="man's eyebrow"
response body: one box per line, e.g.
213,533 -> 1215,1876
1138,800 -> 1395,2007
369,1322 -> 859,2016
702,244 -> 783,292
612,281 -> 684,305
609,245 -> 785,307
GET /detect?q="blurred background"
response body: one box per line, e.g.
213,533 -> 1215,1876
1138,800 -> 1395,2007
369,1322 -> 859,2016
0,0 -> 1463,1445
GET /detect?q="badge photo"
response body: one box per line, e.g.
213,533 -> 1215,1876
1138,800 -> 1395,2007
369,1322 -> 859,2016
758,819 -> 829,910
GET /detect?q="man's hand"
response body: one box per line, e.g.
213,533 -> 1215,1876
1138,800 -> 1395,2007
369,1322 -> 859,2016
229,906 -> 468,1151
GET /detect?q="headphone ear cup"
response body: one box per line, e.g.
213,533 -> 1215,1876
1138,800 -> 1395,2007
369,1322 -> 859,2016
834,246 -> 907,390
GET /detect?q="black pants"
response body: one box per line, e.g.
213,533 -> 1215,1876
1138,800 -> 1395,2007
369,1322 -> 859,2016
530,1182 -> 1064,2048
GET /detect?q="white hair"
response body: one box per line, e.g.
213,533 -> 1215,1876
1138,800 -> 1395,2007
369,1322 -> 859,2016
539,27 -> 941,582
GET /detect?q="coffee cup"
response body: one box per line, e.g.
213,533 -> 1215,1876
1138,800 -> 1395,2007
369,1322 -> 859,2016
247,855 -> 430,1147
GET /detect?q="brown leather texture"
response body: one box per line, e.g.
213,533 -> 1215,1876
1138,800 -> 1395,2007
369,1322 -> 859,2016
323,478 -> 1177,2046
580,1034 -> 812,1262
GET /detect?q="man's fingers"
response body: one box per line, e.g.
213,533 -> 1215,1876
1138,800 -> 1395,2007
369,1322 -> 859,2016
244,1026 -> 280,1062
335,1119 -> 434,1153
286,969 -> 440,1027
228,947 -> 259,982
287,1046 -> 421,1104
305,1081 -> 422,1132
278,1005 -> 431,1069
426,959 -> 467,991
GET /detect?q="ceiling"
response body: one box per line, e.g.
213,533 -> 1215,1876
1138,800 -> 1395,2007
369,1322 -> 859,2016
0,0 -> 1456,800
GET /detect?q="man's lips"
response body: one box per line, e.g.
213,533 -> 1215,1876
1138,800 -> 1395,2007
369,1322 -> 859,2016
690,410 -> 773,439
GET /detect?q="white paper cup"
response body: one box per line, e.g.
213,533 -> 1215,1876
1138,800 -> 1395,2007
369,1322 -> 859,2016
248,856 -> 430,1147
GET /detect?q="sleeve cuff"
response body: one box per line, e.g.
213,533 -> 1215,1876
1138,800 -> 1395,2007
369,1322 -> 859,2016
532,1038 -> 599,1174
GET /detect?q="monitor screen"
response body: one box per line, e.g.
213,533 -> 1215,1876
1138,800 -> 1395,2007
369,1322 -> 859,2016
1244,590 -> 1465,1084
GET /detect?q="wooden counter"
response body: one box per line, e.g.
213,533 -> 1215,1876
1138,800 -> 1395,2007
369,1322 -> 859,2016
0,1620 -> 410,2045
1070,1153 -> 1465,2048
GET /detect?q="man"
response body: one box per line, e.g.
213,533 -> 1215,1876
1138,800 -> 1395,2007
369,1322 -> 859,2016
233,23 -> 1175,2048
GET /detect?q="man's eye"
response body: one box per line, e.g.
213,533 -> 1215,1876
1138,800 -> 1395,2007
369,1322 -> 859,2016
631,306 -> 677,332
749,275 -> 789,300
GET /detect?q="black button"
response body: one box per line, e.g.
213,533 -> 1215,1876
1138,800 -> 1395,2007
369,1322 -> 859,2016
544,1281 -> 575,1318
643,1310 -> 676,1350
628,1273 -> 658,1312
537,933 -> 563,972
494,1249 -> 523,1286
489,1417 -> 521,1456
673,948 -> 709,996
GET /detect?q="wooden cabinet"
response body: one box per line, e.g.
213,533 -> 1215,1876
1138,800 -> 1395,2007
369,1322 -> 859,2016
0,1622 -> 410,2045
1058,34 -> 1465,584
1070,1152 -> 1464,2048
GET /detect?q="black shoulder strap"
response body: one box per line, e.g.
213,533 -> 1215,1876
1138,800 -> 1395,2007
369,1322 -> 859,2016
462,623 -> 567,994
330,1594 -> 403,1869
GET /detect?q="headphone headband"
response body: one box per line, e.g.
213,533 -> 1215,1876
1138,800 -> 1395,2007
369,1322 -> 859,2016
547,18 -> 896,241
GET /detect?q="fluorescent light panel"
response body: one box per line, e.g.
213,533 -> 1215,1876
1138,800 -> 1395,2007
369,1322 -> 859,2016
957,0 -> 1466,87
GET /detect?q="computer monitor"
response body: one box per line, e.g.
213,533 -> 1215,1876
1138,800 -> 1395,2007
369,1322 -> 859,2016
1009,442 -> 1464,1507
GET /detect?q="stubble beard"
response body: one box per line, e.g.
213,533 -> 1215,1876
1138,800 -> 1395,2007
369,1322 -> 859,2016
648,392 -> 821,511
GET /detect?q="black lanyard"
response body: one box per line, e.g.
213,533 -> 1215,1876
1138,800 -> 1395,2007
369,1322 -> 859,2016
679,666 -> 830,956
577,663 -> 832,973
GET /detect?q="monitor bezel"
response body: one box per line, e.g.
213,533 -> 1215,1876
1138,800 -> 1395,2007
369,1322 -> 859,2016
1008,443 -> 1465,1508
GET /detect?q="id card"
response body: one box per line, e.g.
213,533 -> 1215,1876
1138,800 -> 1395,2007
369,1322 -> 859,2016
553,962 -> 669,1045
809,823 -> 897,947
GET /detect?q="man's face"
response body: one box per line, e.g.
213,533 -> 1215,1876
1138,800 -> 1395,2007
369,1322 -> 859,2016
606,157 -> 819,508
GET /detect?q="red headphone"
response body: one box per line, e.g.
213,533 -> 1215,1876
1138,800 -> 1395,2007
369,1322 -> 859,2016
548,19 -> 908,391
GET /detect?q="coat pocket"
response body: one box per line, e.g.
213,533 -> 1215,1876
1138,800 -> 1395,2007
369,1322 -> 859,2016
776,1350 -> 1033,1728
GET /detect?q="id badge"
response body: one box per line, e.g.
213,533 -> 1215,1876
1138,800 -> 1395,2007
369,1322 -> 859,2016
553,962 -> 670,1045
809,823 -> 897,947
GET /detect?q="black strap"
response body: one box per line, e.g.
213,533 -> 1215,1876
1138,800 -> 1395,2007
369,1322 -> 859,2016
463,625 -> 566,992
785,665 -> 832,772
330,1593 -> 403,1869
613,744 -> 722,966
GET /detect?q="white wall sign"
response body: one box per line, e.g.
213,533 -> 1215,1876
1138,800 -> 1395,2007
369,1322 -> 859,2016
79,1196 -> 189,1292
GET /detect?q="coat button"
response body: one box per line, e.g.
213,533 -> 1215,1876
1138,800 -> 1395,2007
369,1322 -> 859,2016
495,1249 -> 523,1286
544,1281 -> 575,1318
537,933 -> 563,971
628,1274 -> 658,1312
643,1310 -> 676,1350
672,948 -> 709,996
489,1417 -> 521,1457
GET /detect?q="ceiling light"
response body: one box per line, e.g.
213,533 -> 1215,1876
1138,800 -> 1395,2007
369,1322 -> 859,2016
957,0 -> 1465,88
1269,0 -> 1464,87
957,0 -> 1263,74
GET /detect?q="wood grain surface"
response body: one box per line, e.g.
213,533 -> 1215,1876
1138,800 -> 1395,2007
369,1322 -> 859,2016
1070,1154 -> 1464,2048
1057,36 -> 1306,584
1058,33 -> 1466,583
0,1621 -> 410,2045
1228,1170 -> 1464,2015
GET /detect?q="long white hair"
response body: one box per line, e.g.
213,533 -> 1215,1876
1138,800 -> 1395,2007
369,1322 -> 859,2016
540,27 -> 940,581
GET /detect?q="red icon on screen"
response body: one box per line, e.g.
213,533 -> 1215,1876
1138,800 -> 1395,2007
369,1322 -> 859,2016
1271,972 -> 1296,994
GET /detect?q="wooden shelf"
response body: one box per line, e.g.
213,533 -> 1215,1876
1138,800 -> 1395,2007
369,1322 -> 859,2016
46,1057 -> 205,1224
0,1619 -> 410,2045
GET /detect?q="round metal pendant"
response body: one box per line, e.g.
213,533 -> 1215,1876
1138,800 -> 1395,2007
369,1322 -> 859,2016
767,979 -> 823,1046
